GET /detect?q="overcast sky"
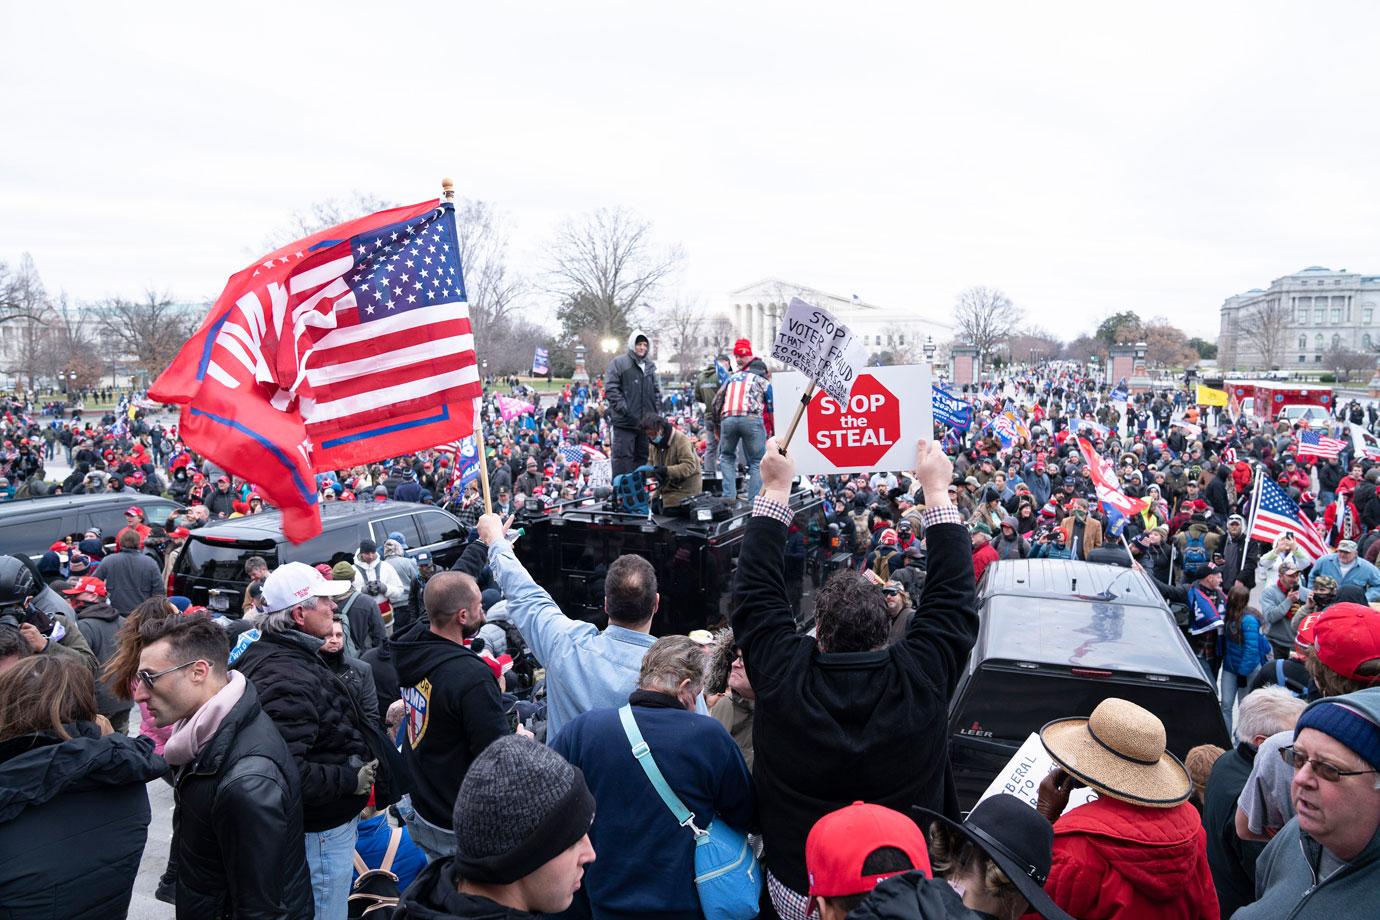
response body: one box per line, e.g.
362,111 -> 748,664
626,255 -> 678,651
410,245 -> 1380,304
4,2 -> 1379,340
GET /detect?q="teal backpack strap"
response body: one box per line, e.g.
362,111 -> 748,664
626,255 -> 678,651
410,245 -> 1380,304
618,705 -> 705,837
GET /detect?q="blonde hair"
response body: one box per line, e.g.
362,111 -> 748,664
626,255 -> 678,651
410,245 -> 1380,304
927,821 -> 1025,916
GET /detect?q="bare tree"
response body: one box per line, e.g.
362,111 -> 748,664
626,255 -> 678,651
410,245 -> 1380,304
262,192 -> 395,250
1005,326 -> 1063,365
0,254 -> 52,325
546,207 -> 683,340
1238,300 -> 1290,371
482,315 -> 553,376
455,199 -> 525,340
1142,318 -> 1197,368
1323,345 -> 1375,382
653,299 -> 708,374
101,292 -> 201,385
953,286 -> 1022,362
707,316 -> 735,356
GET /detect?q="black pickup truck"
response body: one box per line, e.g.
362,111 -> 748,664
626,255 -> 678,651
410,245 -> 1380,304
948,557 -> 1231,809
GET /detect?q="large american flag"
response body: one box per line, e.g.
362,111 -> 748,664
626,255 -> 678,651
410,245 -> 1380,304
1247,470 -> 1330,560
1297,430 -> 1346,460
150,199 -> 480,541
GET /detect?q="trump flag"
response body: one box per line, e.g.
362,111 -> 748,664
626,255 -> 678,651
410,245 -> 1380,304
151,199 -> 481,541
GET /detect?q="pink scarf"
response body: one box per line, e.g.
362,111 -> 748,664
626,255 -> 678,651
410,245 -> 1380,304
163,671 -> 247,766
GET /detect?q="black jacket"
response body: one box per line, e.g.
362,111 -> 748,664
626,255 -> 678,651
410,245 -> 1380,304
603,335 -> 661,429
1202,742 -> 1263,919
391,628 -> 508,828
172,680 -> 314,920
395,858 -> 542,918
1221,532 -> 1261,590
234,628 -> 370,831
0,723 -> 166,920
847,870 -> 992,919
339,588 -> 388,654
730,516 -> 978,893
74,600 -> 125,717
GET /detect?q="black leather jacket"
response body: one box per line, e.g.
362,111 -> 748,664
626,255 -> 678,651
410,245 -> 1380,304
172,679 -> 314,919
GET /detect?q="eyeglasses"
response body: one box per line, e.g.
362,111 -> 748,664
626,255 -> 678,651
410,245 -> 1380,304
1279,744 -> 1379,782
882,588 -> 902,596
136,659 -> 202,689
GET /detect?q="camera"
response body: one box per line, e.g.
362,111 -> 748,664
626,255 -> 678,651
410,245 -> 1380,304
0,602 -> 52,634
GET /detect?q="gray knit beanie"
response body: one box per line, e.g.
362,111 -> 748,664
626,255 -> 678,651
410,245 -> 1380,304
452,735 -> 595,884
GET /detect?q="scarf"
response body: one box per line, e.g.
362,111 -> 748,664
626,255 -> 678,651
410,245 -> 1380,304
163,670 -> 247,766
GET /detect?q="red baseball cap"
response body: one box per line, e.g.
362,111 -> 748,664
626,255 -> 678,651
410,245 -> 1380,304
1313,603 -> 1380,683
62,575 -> 107,598
805,802 -> 930,907
126,506 -> 144,518
733,338 -> 753,358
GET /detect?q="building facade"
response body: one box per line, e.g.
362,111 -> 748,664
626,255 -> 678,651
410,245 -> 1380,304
1218,266 -> 1379,371
725,278 -> 954,368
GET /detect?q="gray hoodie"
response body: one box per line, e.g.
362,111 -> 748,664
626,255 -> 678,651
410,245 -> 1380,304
1236,686 -> 1380,920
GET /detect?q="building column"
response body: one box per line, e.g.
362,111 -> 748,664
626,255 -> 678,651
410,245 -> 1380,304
752,303 -> 764,352
733,303 -> 743,341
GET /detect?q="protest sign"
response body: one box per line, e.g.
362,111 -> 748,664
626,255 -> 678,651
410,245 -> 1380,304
532,346 -> 549,375
932,385 -> 972,432
771,297 -> 865,406
976,732 -> 1098,815
773,364 -> 933,475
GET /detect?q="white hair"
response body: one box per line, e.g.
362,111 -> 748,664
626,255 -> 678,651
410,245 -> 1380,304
259,596 -> 321,634
1236,687 -> 1307,745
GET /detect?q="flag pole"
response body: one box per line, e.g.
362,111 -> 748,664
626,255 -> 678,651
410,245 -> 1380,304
443,177 -> 493,515
778,379 -> 816,456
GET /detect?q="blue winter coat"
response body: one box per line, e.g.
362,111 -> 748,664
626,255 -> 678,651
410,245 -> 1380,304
1222,612 -> 1273,677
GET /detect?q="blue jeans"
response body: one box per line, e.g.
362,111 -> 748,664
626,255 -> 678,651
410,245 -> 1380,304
719,415 -> 765,501
305,816 -> 359,920
1220,669 -> 1246,738
397,795 -> 457,863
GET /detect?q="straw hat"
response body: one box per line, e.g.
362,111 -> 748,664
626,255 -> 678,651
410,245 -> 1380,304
1039,698 -> 1190,808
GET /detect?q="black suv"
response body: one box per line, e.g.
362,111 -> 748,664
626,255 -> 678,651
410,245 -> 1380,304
948,557 -> 1230,809
171,501 -> 469,605
0,493 -> 185,558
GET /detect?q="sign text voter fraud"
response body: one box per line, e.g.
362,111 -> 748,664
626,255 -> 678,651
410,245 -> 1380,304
775,364 -> 933,475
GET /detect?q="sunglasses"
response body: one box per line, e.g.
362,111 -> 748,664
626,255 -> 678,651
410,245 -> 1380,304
882,587 -> 902,596
1279,744 -> 1379,783
136,659 -> 203,689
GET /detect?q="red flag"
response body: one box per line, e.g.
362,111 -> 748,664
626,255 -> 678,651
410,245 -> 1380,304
151,200 -> 480,542
1076,437 -> 1150,519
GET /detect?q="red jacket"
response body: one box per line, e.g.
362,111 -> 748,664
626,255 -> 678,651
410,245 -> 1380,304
1038,797 -> 1218,920
971,542 -> 999,583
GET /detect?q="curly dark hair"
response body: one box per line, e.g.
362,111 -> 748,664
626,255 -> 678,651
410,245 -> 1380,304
814,570 -> 889,653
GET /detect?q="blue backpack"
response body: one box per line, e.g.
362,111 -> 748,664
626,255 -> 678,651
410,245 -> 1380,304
1182,531 -> 1209,577
618,705 -> 760,920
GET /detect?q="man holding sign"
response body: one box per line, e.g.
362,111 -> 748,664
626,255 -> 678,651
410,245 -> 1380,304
731,436 -> 978,918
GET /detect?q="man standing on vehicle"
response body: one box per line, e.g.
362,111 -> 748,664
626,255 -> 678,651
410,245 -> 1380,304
604,330 -> 661,478
731,437 -> 978,918
390,570 -> 510,861
233,562 -> 374,920
713,338 -> 771,503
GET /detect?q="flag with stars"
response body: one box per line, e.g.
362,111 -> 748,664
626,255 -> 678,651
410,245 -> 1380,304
1246,468 -> 1330,560
151,198 -> 480,542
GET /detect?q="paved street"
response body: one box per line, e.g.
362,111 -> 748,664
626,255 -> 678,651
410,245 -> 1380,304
128,717 -> 174,920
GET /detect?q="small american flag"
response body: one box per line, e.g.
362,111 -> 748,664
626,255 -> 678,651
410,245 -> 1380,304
560,443 -> 607,465
1247,471 -> 1330,560
1297,430 -> 1345,460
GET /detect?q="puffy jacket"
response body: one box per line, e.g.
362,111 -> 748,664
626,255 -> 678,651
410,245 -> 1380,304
603,329 -> 661,429
233,628 -> 370,832
1043,796 -> 1219,920
354,551 -> 408,606
1221,611 -> 1272,677
172,680 -> 314,919
0,723 -> 166,920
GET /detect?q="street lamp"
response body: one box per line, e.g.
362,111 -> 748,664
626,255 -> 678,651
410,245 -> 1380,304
600,336 -> 619,354
922,335 -> 936,365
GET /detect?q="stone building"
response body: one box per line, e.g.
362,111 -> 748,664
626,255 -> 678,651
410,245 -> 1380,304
1218,266 -> 1379,371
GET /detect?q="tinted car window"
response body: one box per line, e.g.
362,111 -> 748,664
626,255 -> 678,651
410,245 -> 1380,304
371,514 -> 421,549
280,523 -> 371,568
182,537 -> 279,583
417,510 -> 463,546
0,521 -> 42,557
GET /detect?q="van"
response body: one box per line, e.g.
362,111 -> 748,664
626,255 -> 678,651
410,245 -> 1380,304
0,493 -> 185,559
171,501 -> 469,605
948,557 -> 1229,809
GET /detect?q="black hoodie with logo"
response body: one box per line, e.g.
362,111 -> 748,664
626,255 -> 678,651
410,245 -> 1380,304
391,628 -> 508,828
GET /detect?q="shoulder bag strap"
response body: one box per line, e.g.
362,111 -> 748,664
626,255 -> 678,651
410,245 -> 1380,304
353,851 -> 371,877
379,826 -> 403,874
618,704 -> 704,836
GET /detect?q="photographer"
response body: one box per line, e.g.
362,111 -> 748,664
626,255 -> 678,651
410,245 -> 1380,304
0,556 -> 97,674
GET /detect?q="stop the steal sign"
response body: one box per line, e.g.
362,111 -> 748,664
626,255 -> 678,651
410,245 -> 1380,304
775,363 -> 933,475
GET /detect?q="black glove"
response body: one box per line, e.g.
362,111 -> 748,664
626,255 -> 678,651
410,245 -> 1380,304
654,466 -> 669,482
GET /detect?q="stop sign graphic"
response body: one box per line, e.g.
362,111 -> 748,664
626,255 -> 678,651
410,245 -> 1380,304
807,373 -> 900,468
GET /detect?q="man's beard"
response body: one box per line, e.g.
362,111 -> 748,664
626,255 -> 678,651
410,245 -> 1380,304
461,613 -> 486,639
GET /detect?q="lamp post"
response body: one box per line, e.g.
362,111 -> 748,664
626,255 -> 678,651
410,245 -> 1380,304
600,336 -> 619,355
922,335 -> 936,369
572,343 -> 589,385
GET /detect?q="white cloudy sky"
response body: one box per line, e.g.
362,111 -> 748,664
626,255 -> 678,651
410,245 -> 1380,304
4,1 -> 1379,340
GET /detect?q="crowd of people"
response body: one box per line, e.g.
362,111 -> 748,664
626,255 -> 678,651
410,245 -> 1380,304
0,338 -> 1379,920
